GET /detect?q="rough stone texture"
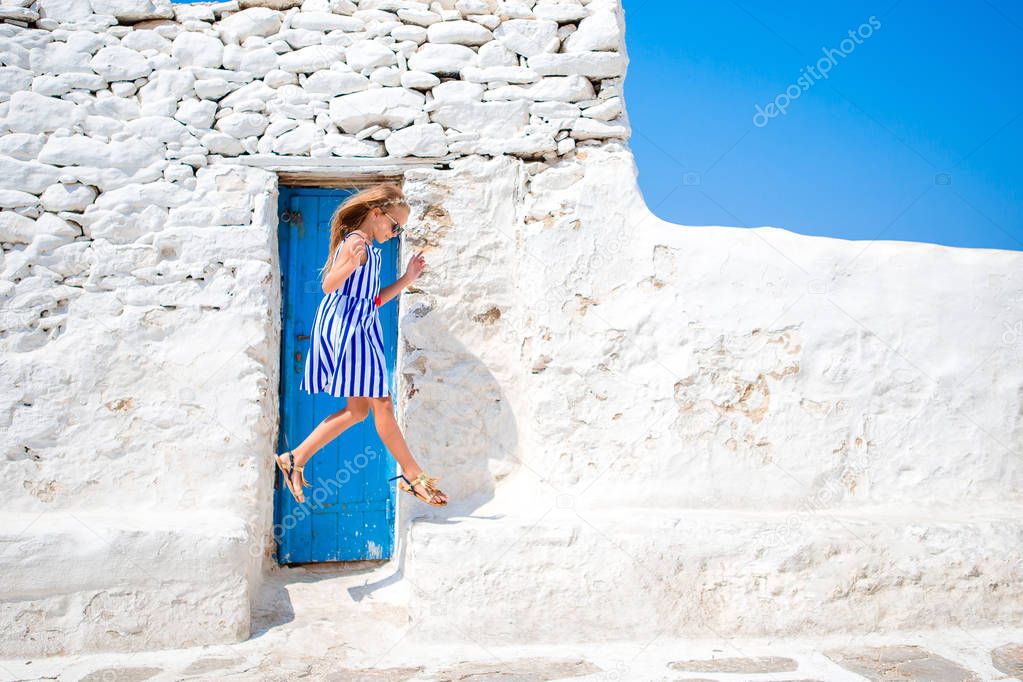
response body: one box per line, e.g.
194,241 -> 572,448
991,643 -> 1023,677
0,0 -> 1020,661
0,559 -> 1005,680
826,645 -> 982,681
668,656 -> 798,673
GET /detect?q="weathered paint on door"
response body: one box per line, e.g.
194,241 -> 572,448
274,186 -> 398,564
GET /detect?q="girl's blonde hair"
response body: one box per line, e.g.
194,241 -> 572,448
320,182 -> 408,282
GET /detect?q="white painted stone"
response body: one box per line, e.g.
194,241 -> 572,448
89,46 -> 152,81
426,20 -> 493,46
193,78 -> 233,100
90,180 -> 189,211
407,42 -> 477,74
328,86 -> 424,133
493,18 -> 560,57
173,4 -> 214,23
219,80 -> 276,109
0,189 -> 38,208
383,122 -> 447,157
344,39 -> 396,72
34,212 -> 80,244
201,130 -> 244,155
270,120 -> 319,154
477,40 -> 518,68
0,209 -> 37,243
430,79 -> 485,103
0,66 -> 33,100
429,99 -> 529,137
396,6 -> 441,28
215,111 -> 269,137
562,9 -> 619,52
33,72 -> 108,96
263,117 -> 298,137
399,69 -> 439,90
369,65 -> 401,86
89,94 -> 139,120
223,45 -> 280,77
0,6 -> 37,21
290,12 -> 361,31
139,69 -> 196,108
569,115 -> 627,139
0,42 -> 30,71
455,0 -> 490,15
83,113 -> 125,139
278,45 -> 343,73
67,31 -> 111,55
263,68 -> 297,87
3,91 -> 78,134
109,80 -> 137,97
37,134 -> 161,179
89,0 -> 173,22
324,131 -> 382,156
125,115 -> 191,145
120,29 -> 172,53
29,43 -> 95,75
461,65 -> 537,84
0,132 -> 44,160
303,69 -> 369,96
217,7 -> 282,44
532,2 -> 590,23
391,23 -> 426,44
484,74 -> 594,102
36,0 -> 94,22
275,27 -> 323,49
40,183 -> 97,212
171,31 -> 225,69
174,98 -> 217,129
528,51 -> 626,78
580,95 -> 621,121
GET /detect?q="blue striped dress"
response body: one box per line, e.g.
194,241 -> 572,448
300,232 -> 390,398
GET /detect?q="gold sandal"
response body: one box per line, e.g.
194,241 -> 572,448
274,451 -> 310,503
389,471 -> 447,506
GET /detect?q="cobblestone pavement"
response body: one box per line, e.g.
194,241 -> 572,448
2,562 -> 1020,681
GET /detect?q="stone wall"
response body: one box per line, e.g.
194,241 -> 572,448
0,0 -> 630,656
1,0 -> 1020,657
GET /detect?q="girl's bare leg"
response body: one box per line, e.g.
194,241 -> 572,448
278,398 -> 370,494
368,395 -> 448,504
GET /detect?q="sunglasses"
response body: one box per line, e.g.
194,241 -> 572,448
383,212 -> 405,237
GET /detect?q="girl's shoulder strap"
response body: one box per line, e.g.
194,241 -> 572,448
341,231 -> 370,265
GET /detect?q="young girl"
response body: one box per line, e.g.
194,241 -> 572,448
273,183 -> 448,507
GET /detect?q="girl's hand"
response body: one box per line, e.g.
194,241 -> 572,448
403,251 -> 426,282
341,235 -> 367,266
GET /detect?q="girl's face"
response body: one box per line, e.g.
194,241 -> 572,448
374,204 -> 409,243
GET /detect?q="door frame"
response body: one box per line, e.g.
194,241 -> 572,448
271,179 -> 403,565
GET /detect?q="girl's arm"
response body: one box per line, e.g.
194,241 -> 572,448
378,250 -> 426,306
322,238 -> 368,295
377,272 -> 412,306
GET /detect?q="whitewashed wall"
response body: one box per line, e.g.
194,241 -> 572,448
0,0 -> 630,656
400,145 -> 1023,643
1,0 -> 1020,658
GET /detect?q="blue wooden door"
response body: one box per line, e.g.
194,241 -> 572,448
274,186 -> 398,564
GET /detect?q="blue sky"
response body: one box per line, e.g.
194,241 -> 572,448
622,1 -> 1023,251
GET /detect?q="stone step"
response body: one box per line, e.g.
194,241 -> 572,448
402,501 -> 1023,645
0,510 -> 257,657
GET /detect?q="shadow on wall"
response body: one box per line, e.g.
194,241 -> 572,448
399,304 -> 520,509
